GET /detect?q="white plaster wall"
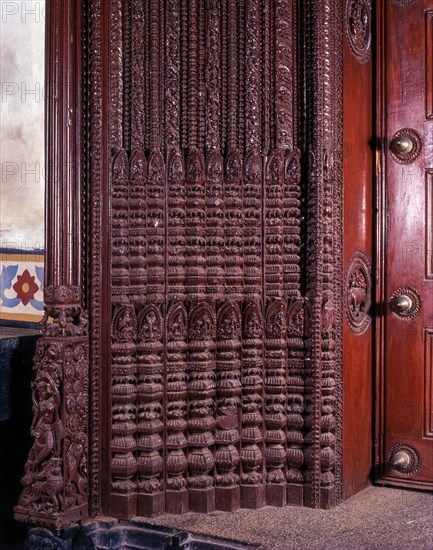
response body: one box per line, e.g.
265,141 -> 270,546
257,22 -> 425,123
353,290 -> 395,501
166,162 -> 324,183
0,1 -> 45,251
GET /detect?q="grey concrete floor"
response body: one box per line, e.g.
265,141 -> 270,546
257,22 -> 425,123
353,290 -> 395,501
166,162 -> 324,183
144,486 -> 433,550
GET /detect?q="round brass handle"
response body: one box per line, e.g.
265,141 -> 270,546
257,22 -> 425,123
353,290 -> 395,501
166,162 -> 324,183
390,135 -> 414,156
391,294 -> 413,314
390,450 -> 411,469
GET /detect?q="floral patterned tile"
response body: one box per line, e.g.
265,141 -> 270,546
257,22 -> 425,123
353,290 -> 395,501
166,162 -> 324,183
0,252 -> 44,323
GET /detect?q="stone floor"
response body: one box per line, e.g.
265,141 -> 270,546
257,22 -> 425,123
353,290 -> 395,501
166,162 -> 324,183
142,485 -> 433,550
3,486 -> 432,549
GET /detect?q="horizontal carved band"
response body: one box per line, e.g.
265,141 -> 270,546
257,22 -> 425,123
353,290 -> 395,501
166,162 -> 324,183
44,286 -> 82,306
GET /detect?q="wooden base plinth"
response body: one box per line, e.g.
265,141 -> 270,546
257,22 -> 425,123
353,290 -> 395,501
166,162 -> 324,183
265,483 -> 287,507
287,483 -> 304,506
188,487 -> 215,513
137,491 -> 165,517
215,486 -> 240,512
304,485 -> 336,509
165,489 -> 189,514
320,486 -> 336,509
108,494 -> 137,520
240,484 -> 265,509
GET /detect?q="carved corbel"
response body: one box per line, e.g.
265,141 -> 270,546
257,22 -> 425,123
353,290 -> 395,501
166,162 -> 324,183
14,0 -> 89,529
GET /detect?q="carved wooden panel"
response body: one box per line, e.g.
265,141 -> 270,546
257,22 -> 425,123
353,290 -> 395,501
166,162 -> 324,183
104,0 -> 308,518
425,330 -> 433,438
427,171 -> 433,278
101,0 -> 343,518
16,0 -> 346,529
101,0 -> 344,517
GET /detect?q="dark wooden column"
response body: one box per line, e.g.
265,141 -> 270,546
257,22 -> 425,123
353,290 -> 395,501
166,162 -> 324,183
14,0 -> 89,529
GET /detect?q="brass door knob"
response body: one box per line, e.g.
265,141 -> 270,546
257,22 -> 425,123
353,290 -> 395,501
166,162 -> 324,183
390,135 -> 414,156
390,450 -> 411,469
389,129 -> 421,164
391,294 -> 413,313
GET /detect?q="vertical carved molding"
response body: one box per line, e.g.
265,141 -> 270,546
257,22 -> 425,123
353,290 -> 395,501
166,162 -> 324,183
215,302 -> 242,510
15,0 -> 89,529
303,0 -> 342,509
264,151 -> 288,507
275,0 -> 294,151
165,0 -> 187,501
304,0 -> 324,508
166,301 -> 189,513
240,301 -> 265,508
187,303 -> 217,512
110,304 -> 137,517
284,150 -> 305,506
130,0 -> 146,152
137,149 -> 166,517
129,152 -> 147,302
240,0 -> 265,510
109,150 -> 136,519
111,151 -> 130,299
225,154 -> 244,300
185,152 -> 206,299
136,304 -> 165,516
86,0 -> 107,517
205,0 -> 224,302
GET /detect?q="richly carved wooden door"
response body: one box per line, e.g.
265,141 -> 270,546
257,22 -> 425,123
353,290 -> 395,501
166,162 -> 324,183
376,0 -> 433,489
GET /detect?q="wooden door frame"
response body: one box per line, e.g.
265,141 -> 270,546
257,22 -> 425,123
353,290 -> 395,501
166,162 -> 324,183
374,0 -> 388,487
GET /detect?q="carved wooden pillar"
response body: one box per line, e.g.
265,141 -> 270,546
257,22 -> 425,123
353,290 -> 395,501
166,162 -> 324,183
14,0 -> 89,529
303,0 -> 343,509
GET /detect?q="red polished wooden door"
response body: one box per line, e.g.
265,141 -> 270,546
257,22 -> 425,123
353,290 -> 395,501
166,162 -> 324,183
378,0 -> 433,489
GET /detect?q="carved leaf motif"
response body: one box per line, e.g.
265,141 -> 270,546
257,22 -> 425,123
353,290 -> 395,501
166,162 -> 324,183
148,150 -> 164,184
266,149 -> 284,184
130,150 -> 147,184
284,149 -> 301,184
168,148 -> 185,183
112,149 -> 129,185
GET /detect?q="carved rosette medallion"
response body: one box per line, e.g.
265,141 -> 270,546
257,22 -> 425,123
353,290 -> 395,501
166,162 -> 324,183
387,443 -> 422,476
345,251 -> 372,335
345,0 -> 372,64
389,285 -> 422,320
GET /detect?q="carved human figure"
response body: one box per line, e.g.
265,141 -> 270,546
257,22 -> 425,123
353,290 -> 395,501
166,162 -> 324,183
22,374 -> 64,487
